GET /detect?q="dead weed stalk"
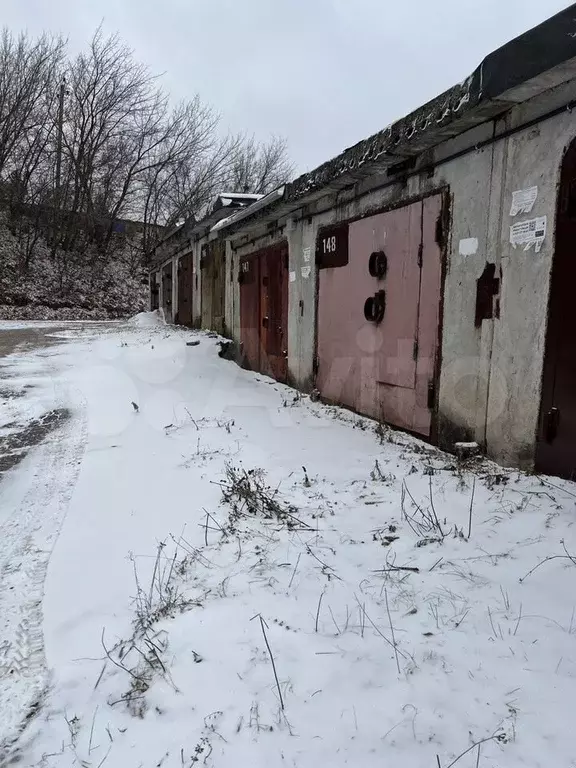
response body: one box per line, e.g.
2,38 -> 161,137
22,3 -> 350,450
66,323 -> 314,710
100,541 -> 202,718
401,478 -> 446,545
519,539 -> 576,583
217,463 -> 313,532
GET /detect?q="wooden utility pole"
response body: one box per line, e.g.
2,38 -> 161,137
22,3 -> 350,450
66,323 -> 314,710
55,78 -> 65,196
51,77 -> 66,256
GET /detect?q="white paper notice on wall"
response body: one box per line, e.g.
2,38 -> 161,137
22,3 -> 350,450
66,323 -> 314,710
302,246 -> 312,263
301,265 -> 311,279
289,271 -> 296,283
510,186 -> 538,216
459,237 -> 478,256
509,215 -> 547,252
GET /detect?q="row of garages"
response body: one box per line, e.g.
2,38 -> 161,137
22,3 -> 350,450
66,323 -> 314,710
150,5 -> 576,480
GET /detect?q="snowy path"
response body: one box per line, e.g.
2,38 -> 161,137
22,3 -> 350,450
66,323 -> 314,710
0,316 -> 575,768
0,334 -> 88,759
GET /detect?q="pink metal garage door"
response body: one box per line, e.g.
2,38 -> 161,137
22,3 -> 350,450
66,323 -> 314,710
316,194 -> 444,437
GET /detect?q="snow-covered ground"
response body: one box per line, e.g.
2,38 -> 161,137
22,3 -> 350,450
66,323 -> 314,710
0,315 -> 575,768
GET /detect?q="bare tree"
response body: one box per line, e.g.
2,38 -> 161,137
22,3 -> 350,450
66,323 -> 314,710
0,24 -> 294,314
227,135 -> 294,195
0,29 -> 64,271
0,30 -> 64,182
138,132 -> 293,254
141,131 -> 243,232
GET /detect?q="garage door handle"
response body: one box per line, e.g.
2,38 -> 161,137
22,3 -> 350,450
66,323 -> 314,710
427,380 -> 436,410
262,317 -> 269,328
545,407 -> 560,443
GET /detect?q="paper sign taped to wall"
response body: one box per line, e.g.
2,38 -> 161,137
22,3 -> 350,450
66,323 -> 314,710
289,271 -> 296,282
301,266 -> 311,279
510,186 -> 538,216
303,246 -> 312,263
459,237 -> 478,256
509,215 -> 547,252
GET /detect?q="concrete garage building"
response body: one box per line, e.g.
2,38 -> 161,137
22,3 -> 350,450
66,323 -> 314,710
155,5 -> 576,480
148,193 -> 262,328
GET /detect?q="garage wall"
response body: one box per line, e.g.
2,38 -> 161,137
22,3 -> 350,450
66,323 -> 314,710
484,81 -> 576,466
286,219 -> 316,390
219,79 -> 576,468
433,78 -> 576,467
192,239 -> 203,328
433,126 -> 500,452
151,270 -> 160,311
224,241 -> 239,340
286,86 -> 576,466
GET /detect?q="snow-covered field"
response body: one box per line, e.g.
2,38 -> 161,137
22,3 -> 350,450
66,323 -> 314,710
0,315 -> 575,768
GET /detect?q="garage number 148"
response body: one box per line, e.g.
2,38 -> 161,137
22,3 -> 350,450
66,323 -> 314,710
322,235 -> 337,253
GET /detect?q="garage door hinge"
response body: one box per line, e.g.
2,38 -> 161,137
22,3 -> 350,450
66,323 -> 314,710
417,242 -> 423,267
413,340 -> 419,360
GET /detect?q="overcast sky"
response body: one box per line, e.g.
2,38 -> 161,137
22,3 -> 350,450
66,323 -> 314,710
2,0 -> 573,174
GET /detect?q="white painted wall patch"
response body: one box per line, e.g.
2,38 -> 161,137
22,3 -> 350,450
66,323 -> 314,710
510,216 -> 547,252
301,266 -> 311,279
510,186 -> 538,216
302,246 -> 312,263
459,237 -> 479,256
289,271 -> 296,283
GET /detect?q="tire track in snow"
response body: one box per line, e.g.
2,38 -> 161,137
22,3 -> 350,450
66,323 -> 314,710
0,403 -> 87,764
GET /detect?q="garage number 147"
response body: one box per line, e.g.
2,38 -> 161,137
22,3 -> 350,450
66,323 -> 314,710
322,235 -> 337,253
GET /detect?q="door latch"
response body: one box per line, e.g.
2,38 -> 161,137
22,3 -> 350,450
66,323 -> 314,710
545,406 -> 560,443
427,381 -> 436,410
262,316 -> 269,329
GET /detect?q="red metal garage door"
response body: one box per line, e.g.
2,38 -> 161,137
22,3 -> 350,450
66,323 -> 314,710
536,137 -> 576,478
261,244 -> 289,382
161,262 -> 173,320
316,195 -> 444,437
239,254 -> 261,373
239,242 -> 289,383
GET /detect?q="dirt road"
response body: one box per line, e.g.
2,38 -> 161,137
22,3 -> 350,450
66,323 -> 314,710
0,324 -> 100,358
0,326 -> 78,479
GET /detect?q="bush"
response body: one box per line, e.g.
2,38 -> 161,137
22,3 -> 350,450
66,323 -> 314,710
0,223 -> 147,319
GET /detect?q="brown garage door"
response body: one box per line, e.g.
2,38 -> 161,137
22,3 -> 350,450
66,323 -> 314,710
239,242 -> 289,383
536,137 -> 576,479
177,252 -> 194,326
239,254 -> 261,372
161,262 -> 173,320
